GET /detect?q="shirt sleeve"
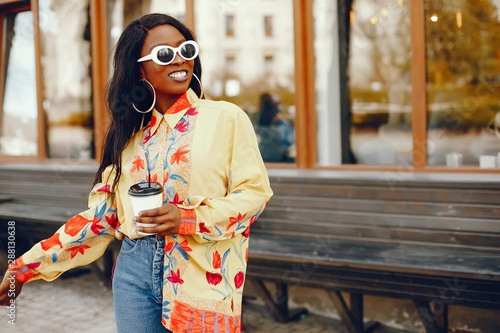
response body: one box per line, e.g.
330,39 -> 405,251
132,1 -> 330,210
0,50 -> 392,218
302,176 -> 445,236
177,108 -> 273,243
9,166 -> 121,284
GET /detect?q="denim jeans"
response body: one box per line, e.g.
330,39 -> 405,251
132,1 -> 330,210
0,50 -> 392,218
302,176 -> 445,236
112,235 -> 172,333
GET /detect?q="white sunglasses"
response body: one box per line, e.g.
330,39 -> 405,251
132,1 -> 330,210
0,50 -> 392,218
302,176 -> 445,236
137,40 -> 199,65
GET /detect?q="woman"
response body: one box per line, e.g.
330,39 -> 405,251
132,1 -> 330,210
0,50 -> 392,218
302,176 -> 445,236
0,13 -> 272,333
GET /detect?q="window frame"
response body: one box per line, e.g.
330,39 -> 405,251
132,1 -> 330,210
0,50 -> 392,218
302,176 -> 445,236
325,0 -> 500,174
1,0 -> 498,174
0,0 -> 107,164
0,1 -> 42,163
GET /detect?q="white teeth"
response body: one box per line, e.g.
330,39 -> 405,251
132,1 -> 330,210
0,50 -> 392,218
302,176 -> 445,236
169,71 -> 187,79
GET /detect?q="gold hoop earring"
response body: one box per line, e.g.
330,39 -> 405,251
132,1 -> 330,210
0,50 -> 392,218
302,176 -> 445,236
192,73 -> 204,99
132,79 -> 156,113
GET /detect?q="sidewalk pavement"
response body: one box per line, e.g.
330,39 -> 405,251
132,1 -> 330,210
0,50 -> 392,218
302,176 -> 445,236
2,267 -> 352,333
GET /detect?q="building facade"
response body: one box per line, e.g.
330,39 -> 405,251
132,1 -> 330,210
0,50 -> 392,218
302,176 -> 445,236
1,0 -> 499,171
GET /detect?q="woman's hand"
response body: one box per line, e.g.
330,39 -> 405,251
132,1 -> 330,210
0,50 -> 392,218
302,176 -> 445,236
0,269 -> 23,306
133,203 -> 181,238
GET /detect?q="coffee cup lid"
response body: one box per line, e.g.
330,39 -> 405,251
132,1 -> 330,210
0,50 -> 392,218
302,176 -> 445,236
128,182 -> 162,196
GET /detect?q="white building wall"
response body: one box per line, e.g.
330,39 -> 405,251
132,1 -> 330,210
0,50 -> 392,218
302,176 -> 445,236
194,0 -> 295,96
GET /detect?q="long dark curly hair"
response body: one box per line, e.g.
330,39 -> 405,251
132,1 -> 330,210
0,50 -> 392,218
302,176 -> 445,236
94,13 -> 202,189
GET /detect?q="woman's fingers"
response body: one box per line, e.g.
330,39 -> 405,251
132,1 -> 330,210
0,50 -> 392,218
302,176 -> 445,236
138,204 -> 171,219
0,270 -> 23,306
133,204 -> 180,235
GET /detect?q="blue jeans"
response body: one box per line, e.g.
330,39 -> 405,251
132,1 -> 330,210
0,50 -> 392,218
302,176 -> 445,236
112,235 -> 172,333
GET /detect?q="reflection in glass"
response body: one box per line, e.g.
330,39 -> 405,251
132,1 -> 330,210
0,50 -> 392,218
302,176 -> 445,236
194,0 -> 296,163
425,0 -> 500,167
225,14 -> 235,36
107,0 -> 186,61
347,0 -> 412,165
0,11 -> 38,156
38,0 -> 93,160
314,0 -> 341,166
264,16 -> 273,37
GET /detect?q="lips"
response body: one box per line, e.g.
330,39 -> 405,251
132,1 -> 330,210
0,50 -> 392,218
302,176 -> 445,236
168,70 -> 188,82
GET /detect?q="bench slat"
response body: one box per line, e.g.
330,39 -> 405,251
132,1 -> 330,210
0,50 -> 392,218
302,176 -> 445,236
259,207 -> 500,234
253,218 -> 500,249
270,183 -> 500,205
269,195 -> 500,219
248,234 -> 500,281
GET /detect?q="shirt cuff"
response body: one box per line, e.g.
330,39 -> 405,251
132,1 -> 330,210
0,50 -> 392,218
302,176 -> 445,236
9,257 -> 37,284
177,207 -> 197,235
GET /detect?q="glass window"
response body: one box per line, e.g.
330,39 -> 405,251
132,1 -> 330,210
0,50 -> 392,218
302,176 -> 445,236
225,55 -> 236,75
195,0 -> 296,163
315,0 -> 412,166
425,0 -> 500,168
107,0 -> 187,70
38,0 -> 93,160
264,15 -> 273,37
264,55 -> 274,73
0,11 -> 38,156
225,14 -> 234,37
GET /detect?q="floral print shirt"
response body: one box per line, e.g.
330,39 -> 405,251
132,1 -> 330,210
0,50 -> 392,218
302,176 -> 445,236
10,89 -> 273,333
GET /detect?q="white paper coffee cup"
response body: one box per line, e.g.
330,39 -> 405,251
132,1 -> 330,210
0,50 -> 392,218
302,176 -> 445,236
128,182 -> 163,235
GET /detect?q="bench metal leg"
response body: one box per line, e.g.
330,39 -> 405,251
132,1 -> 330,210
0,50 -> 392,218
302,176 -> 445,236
328,291 -> 379,333
414,300 -> 448,333
433,300 -> 448,333
251,279 -> 307,323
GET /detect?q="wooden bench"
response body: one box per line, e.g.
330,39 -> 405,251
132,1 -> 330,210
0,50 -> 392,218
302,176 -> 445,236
247,169 -> 500,333
0,163 -> 118,283
1,164 -> 499,333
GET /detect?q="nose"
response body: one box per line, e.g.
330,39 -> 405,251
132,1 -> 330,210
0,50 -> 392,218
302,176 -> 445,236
170,51 -> 185,65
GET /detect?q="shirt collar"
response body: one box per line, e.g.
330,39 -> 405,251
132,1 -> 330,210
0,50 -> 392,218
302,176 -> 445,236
148,88 -> 199,136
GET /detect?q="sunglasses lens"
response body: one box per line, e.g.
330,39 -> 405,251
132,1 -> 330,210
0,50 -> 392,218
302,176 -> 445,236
157,47 -> 175,64
181,43 -> 197,59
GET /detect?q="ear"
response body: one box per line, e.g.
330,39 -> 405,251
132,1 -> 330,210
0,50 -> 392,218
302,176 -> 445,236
139,67 -> 146,81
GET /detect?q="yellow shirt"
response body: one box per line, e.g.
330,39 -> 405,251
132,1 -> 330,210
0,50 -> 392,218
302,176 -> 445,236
11,89 -> 273,332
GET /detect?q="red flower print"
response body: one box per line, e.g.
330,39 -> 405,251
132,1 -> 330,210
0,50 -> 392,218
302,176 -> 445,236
169,95 -> 191,114
96,184 -> 111,193
170,145 -> 189,165
164,172 -> 169,184
169,193 -> 183,205
245,248 -> 248,262
105,214 -> 120,229
146,173 -> 158,183
206,272 -> 223,286
185,107 -> 198,116
165,241 -> 175,252
250,215 -> 258,225
242,226 -> 250,238
27,262 -> 41,270
234,271 -> 244,289
199,222 -> 211,233
212,251 -> 221,269
167,269 -> 184,284
174,121 -> 189,132
227,213 -> 247,231
66,245 -> 91,259
131,155 -> 145,173
179,239 -> 193,252
65,215 -> 91,237
150,115 -> 157,128
41,233 -> 63,251
90,220 -> 105,235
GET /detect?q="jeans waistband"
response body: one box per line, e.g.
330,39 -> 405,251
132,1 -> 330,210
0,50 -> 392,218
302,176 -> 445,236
124,235 -> 164,244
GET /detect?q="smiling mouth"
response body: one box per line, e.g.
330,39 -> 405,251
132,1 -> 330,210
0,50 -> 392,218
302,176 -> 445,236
168,70 -> 188,80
